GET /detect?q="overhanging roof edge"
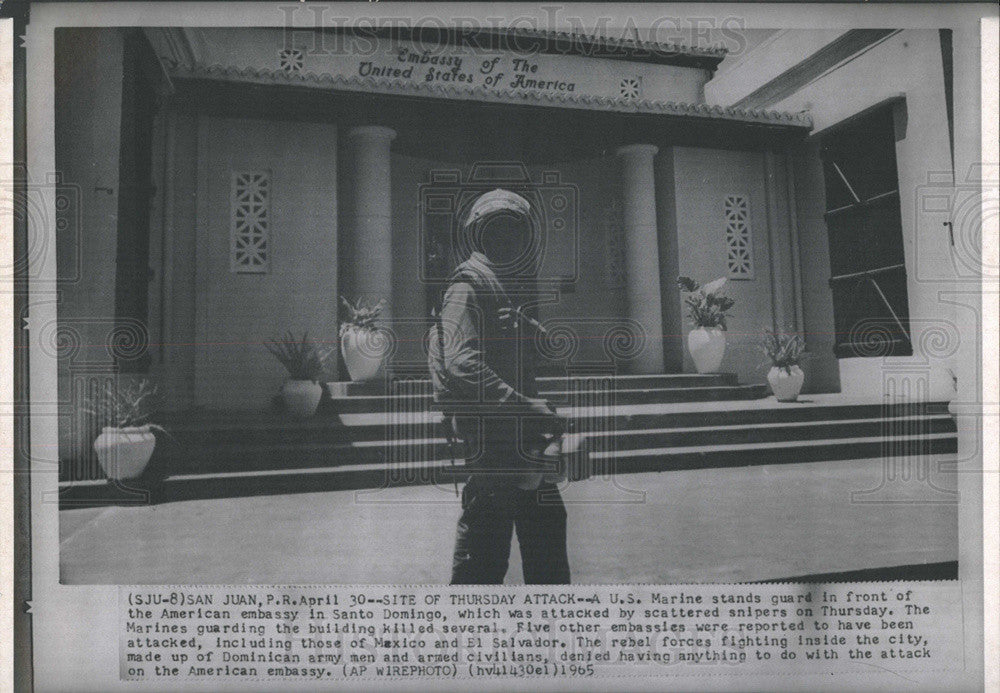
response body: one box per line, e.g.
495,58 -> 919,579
171,63 -> 813,130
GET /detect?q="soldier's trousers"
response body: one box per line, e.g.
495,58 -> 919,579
450,477 -> 570,585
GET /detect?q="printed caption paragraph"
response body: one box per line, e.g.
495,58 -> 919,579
120,584 -> 963,682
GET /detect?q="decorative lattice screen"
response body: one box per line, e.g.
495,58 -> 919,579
619,77 -> 642,100
230,170 -> 271,274
724,194 -> 754,279
279,49 -> 304,73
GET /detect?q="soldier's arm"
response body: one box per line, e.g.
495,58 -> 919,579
439,281 -> 522,403
441,283 -> 564,434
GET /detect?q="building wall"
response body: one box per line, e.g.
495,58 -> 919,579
534,155 -> 628,368
384,152 -> 628,373
189,116 -> 340,409
789,141 -> 842,393
55,40 -> 814,421
387,152 -> 435,369
54,28 -> 126,470
655,150 -> 684,373
384,145 -> 786,383
661,146 -> 782,384
154,110 -> 200,410
162,118 -> 725,405
771,30 -> 957,399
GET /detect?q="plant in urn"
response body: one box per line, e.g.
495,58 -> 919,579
761,329 -> 807,402
339,297 -> 388,382
86,378 -> 168,481
265,332 -> 334,418
677,276 -> 735,373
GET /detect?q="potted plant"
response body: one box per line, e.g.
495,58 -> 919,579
762,329 -> 806,401
677,276 -> 736,373
265,331 -> 333,418
339,297 -> 387,382
86,378 -> 166,481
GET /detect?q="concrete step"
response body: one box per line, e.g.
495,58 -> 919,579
59,437 -> 958,508
587,432 -> 958,474
60,397 -> 956,506
329,372 -> 738,396
158,414 -> 957,475
537,372 -> 739,388
582,414 -> 956,453
324,383 -> 768,412
330,400 -> 951,441
162,400 -> 951,447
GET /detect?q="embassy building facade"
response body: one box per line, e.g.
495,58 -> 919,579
51,26 -> 963,488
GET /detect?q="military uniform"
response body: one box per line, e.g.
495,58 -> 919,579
429,190 -> 570,585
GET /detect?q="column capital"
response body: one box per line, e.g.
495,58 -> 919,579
615,143 -> 659,159
346,125 -> 397,143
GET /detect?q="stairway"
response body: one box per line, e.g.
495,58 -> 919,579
58,373 -> 957,507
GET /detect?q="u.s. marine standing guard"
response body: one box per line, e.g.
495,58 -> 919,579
428,189 -> 574,584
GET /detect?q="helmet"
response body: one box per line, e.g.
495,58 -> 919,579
461,188 -> 531,229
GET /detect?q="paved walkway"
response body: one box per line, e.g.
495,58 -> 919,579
60,456 -> 957,584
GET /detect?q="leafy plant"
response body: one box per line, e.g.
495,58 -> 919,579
761,329 -> 806,373
265,331 -> 334,382
677,276 -> 736,330
340,297 -> 385,335
84,378 -> 167,432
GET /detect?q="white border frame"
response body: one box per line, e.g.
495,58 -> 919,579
12,4 -> 998,691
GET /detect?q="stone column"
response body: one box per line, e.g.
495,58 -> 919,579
616,144 -> 665,373
763,149 -> 791,333
345,125 -> 396,320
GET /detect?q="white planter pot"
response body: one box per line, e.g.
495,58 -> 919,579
768,365 -> 805,402
281,379 -> 323,418
340,325 -> 386,382
93,426 -> 157,481
687,327 -> 726,373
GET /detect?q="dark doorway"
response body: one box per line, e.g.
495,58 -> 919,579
821,103 -> 912,358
